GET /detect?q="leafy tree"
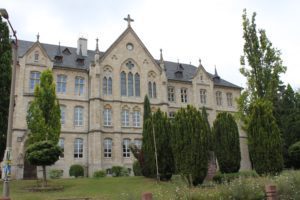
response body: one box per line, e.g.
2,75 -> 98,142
276,84 -> 300,167
172,105 -> 210,186
238,10 -> 285,174
152,109 -> 174,180
213,112 -> 241,173
26,69 -> 61,186
238,9 -> 286,127
288,141 -> 300,169
247,99 -> 283,175
0,16 -> 12,162
26,141 -> 61,185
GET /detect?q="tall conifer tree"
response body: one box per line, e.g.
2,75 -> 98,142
0,16 -> 12,162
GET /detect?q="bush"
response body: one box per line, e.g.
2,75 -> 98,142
49,169 -> 63,179
213,170 -> 259,184
93,170 -> 106,178
275,170 -> 300,199
69,164 -> 84,178
288,141 -> 300,169
111,166 -> 129,177
133,160 -> 142,176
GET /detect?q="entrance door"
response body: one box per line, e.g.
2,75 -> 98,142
23,159 -> 37,179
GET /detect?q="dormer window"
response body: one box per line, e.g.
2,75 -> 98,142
62,48 -> 71,55
34,51 -> 39,62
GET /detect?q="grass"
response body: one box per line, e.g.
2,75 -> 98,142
0,176 -> 207,200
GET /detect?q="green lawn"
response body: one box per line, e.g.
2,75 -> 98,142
0,176 -> 201,200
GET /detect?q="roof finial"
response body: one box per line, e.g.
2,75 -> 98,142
214,65 -> 220,79
160,48 -> 164,63
95,37 -> 100,53
36,32 -> 40,42
199,58 -> 201,65
124,14 -> 134,27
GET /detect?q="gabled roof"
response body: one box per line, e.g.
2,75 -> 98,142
18,40 -> 241,89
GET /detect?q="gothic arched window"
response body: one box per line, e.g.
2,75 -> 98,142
121,71 -> 127,96
128,72 -> 134,96
135,73 -> 140,97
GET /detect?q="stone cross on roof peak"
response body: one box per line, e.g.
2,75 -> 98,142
124,14 -> 134,27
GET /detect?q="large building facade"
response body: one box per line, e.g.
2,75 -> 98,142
11,18 -> 251,179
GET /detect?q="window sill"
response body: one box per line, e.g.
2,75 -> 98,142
104,125 -> 113,128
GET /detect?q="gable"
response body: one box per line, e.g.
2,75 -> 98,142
24,42 -> 52,66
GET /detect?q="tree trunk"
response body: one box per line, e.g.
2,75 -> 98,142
42,165 -> 47,187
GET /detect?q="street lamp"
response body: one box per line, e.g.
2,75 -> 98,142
0,8 -> 18,200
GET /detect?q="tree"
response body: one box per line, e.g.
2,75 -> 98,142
213,112 -> 241,173
247,99 -> 283,175
152,109 -> 174,180
238,9 -> 286,126
238,10 -> 285,175
26,69 -> 61,186
141,95 -> 153,177
202,107 -> 212,151
172,105 -> 210,186
276,84 -> 300,167
0,16 -> 12,162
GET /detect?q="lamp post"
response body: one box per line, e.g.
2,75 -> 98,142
0,8 -> 18,200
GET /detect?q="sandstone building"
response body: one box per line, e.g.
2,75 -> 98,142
11,16 -> 251,179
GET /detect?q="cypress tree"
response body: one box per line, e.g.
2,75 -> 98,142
247,99 -> 283,175
153,109 -> 174,180
172,105 -> 210,186
141,95 -> 155,177
213,112 -> 241,173
0,16 -> 12,162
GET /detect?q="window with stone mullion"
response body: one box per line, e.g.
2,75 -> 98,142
123,139 -> 131,158
74,138 -> 83,158
122,109 -> 130,127
135,73 -> 140,97
103,108 -> 112,126
128,72 -> 134,96
104,138 -> 112,158
103,77 -> 107,95
57,75 -> 67,94
133,111 -> 140,127
121,72 -> 127,96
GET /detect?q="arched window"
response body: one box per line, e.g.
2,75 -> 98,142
148,82 -> 152,98
103,77 -> 107,95
74,138 -> 83,158
153,82 -> 157,98
104,138 -> 112,158
103,107 -> 112,126
135,73 -> 140,97
128,72 -> 134,96
108,77 -> 112,95
123,139 -> 131,158
57,75 -> 67,94
74,106 -> 84,126
121,72 -> 127,96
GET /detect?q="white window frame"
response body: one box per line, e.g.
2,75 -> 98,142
121,109 -> 130,127
132,111 -> 141,127
200,89 -> 207,104
181,88 -> 188,103
103,108 -> 112,126
75,76 -> 84,96
74,106 -> 83,126
104,138 -> 112,158
168,86 -> 175,102
30,71 -> 41,92
74,138 -> 83,158
57,75 -> 67,94
123,139 -> 131,158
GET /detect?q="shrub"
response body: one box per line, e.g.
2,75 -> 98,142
69,164 -> 84,178
111,166 -> 129,177
288,141 -> 300,169
213,112 -> 241,173
275,170 -> 300,199
132,160 -> 142,176
93,170 -> 106,178
213,170 -> 259,184
49,169 -> 63,179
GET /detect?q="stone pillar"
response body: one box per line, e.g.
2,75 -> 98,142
265,184 -> 278,200
141,192 -> 153,200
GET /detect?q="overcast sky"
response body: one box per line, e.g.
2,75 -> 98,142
2,0 -> 300,89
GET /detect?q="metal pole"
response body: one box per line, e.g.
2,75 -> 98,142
152,116 -> 159,182
1,8 -> 18,199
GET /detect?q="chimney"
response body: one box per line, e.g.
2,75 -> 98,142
77,37 -> 87,56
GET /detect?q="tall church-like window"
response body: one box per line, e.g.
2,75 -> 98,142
74,138 -> 83,158
135,73 -> 140,97
123,139 -> 131,158
121,72 -> 127,96
153,82 -> 157,98
128,72 -> 134,96
30,71 -> 41,92
103,77 -> 107,95
104,138 -> 112,158
148,82 -> 152,98
108,77 -> 112,95
148,81 -> 157,99
57,75 -> 67,94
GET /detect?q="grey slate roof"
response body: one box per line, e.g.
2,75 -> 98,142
18,40 -> 241,89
